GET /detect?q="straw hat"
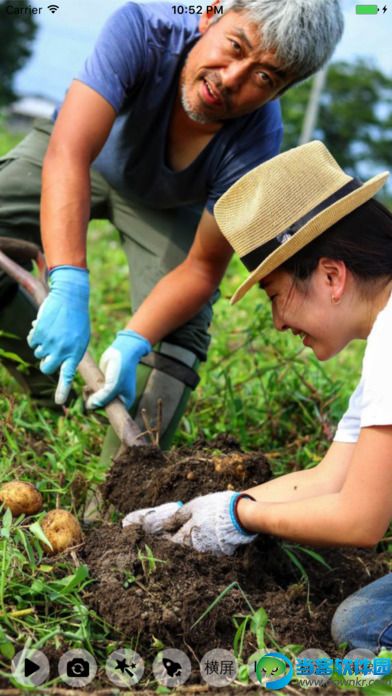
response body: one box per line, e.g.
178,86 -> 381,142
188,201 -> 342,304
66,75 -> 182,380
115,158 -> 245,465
214,141 -> 389,304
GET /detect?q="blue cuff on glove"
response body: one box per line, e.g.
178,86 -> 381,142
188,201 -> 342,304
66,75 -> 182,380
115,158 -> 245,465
116,329 -> 152,353
49,265 -> 89,282
229,493 -> 256,536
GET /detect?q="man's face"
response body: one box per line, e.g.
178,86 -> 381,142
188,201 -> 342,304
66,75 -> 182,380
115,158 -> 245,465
180,9 -> 293,125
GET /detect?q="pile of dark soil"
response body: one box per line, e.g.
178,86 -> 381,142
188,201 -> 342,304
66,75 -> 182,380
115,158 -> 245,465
102,435 -> 271,512
78,438 -> 390,695
83,522 -> 388,658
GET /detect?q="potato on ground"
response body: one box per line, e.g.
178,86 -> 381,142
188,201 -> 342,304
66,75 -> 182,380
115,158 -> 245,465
0,481 -> 43,516
41,509 -> 83,554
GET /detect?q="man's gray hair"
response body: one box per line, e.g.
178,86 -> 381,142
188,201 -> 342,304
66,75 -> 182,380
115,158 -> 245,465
213,0 -> 344,82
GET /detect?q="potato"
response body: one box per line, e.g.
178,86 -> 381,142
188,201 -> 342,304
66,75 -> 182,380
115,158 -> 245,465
0,481 -> 43,516
41,509 -> 82,554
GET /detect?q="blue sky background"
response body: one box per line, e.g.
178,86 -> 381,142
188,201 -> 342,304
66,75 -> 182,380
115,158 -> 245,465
12,0 -> 392,102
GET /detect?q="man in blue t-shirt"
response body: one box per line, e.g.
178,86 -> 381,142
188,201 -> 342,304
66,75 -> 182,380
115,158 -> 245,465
0,0 -> 344,450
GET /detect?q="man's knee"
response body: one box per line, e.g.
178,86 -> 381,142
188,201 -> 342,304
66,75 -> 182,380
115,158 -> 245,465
0,161 -> 43,264
0,121 -> 52,243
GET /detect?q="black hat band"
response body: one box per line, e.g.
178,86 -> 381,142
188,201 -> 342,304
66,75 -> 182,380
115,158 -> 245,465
241,178 -> 362,272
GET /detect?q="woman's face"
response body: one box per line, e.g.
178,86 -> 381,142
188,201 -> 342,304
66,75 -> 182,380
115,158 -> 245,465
261,261 -> 362,360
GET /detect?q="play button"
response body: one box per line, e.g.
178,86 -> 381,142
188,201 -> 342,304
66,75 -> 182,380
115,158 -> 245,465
24,657 -> 40,677
11,649 -> 50,686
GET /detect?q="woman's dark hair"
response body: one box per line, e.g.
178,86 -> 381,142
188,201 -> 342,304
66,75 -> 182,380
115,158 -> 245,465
282,198 -> 392,289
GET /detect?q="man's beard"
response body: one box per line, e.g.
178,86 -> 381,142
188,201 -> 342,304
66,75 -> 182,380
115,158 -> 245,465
180,81 -> 219,125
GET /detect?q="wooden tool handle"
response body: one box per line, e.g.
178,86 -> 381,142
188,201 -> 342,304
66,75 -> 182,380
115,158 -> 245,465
0,246 -> 145,447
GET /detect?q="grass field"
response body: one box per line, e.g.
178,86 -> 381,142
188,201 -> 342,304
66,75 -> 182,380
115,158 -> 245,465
0,122 -> 390,692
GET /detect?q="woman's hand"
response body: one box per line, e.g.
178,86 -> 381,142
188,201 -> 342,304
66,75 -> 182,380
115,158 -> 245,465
123,492 -> 257,556
122,501 -> 183,533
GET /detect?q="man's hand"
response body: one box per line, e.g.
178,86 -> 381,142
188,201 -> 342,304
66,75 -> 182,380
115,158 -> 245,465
122,501 -> 183,533
27,266 -> 90,404
86,329 -> 151,410
122,492 -> 257,556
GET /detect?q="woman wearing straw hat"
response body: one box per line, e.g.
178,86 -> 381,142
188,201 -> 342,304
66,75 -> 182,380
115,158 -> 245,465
123,141 -> 392,652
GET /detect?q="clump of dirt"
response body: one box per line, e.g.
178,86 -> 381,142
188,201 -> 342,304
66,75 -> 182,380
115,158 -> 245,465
103,437 -> 271,513
82,438 -> 390,668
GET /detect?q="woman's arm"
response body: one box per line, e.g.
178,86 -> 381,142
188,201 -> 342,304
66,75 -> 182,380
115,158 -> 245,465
245,440 -> 354,502
238,426 -> 392,547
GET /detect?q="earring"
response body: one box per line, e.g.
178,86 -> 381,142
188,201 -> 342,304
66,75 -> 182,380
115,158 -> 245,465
331,295 -> 341,305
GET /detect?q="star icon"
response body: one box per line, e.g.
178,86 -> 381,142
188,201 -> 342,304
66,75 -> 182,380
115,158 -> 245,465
115,658 -> 136,678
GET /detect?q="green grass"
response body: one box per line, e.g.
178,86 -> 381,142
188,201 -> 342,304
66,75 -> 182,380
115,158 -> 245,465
0,122 -> 389,690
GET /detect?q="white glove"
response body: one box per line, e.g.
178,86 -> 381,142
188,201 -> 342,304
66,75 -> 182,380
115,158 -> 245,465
168,491 -> 257,556
122,501 -> 183,534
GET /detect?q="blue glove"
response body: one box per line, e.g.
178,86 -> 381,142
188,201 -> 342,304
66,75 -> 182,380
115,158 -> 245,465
86,329 -> 151,410
27,266 -> 90,405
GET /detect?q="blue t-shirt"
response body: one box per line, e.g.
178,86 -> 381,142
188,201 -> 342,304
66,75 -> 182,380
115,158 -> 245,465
76,2 -> 283,214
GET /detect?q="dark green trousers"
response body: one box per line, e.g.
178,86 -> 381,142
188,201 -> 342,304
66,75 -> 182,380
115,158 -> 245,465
0,119 -> 219,451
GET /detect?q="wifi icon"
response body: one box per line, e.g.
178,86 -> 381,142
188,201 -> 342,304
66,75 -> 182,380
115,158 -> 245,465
47,4 -> 59,12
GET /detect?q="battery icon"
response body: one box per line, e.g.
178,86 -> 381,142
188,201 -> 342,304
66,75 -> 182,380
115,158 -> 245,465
356,4 -> 379,13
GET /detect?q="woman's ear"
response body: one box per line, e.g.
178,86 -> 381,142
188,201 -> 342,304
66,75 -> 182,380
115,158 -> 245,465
319,258 -> 347,303
199,0 -> 222,32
